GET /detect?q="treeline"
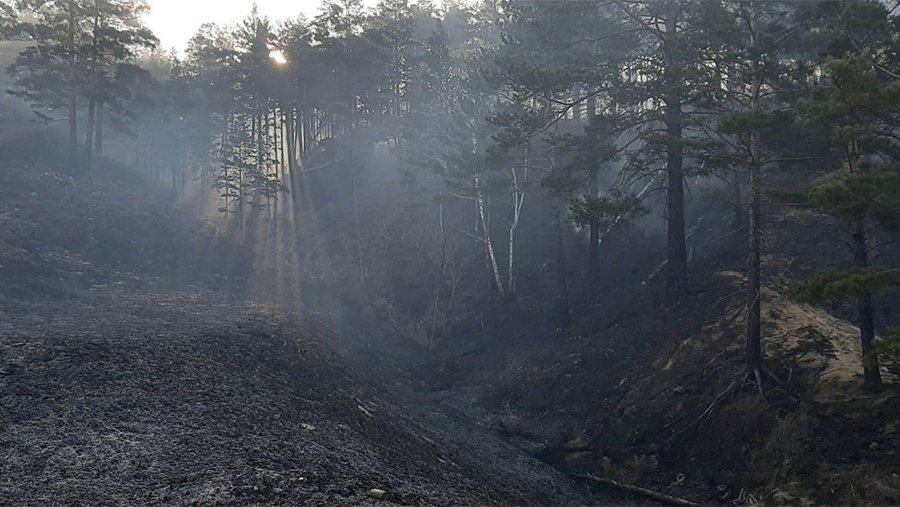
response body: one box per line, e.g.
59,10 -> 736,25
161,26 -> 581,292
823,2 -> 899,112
5,0 -> 900,392
6,0 -> 155,169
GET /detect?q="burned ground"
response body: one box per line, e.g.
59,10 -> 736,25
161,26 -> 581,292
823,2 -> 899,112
0,294 -> 594,506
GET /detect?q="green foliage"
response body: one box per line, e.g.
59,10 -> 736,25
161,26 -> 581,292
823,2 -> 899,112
214,119 -> 284,214
569,193 -> 646,229
540,168 -> 580,196
877,329 -> 900,359
808,0 -> 899,61
799,55 -> 900,146
0,0 -> 19,37
790,269 -> 900,302
8,0 -> 156,124
800,170 -> 900,229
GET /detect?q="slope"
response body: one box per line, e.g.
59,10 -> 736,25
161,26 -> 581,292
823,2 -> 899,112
414,191 -> 900,505
0,113 -> 593,506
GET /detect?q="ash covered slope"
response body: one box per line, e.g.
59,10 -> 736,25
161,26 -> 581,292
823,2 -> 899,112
1,299 -> 575,506
0,119 -> 591,506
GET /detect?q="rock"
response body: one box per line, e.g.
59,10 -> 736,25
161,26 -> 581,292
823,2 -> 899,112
563,450 -> 594,463
563,433 -> 591,450
367,488 -> 389,500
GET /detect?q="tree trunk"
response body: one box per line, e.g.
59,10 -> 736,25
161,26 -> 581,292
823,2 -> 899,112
555,209 -> 571,329
260,108 -> 268,173
746,11 -> 764,373
272,107 -> 280,178
285,108 -> 296,181
67,5 -> 78,172
429,201 -> 449,349
732,170 -> 744,230
664,13 -> 688,305
505,161 -> 527,301
69,95 -> 78,170
95,102 -> 104,155
200,163 -> 208,205
588,166 -> 601,293
84,97 -> 96,169
664,106 -> 687,304
83,13 -> 100,172
586,88 -> 597,120
475,181 -> 506,299
746,153 -> 763,370
350,146 -> 364,285
852,221 -> 883,393
287,109 -> 300,203
239,116 -> 246,244
589,222 -> 600,293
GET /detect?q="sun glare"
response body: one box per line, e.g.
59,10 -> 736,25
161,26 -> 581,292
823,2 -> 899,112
269,49 -> 288,65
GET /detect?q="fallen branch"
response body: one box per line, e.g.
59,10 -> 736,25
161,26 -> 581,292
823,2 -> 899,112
576,474 -> 698,506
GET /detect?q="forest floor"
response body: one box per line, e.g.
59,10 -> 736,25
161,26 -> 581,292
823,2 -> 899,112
0,291 -> 594,506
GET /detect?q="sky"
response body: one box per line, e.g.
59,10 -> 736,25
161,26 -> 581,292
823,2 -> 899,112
144,0 -> 335,53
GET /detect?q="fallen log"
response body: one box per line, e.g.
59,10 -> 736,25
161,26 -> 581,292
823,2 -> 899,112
576,474 -> 698,506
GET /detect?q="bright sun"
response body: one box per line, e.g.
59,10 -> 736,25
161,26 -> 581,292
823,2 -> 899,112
269,49 -> 288,65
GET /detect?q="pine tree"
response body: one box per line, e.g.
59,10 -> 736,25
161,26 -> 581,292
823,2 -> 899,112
368,0 -> 416,124
785,1 -> 900,392
697,0 -> 814,392
570,192 -> 646,289
80,0 -> 156,167
606,0 -> 724,305
794,54 -> 900,393
10,0 -> 91,169
9,0 -> 155,172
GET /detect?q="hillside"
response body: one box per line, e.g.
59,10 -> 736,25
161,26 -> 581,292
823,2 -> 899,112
411,197 -> 900,505
0,120 -> 594,506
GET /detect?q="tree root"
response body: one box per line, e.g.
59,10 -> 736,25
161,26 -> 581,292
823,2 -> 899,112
576,474 -> 698,506
667,376 -> 742,445
751,364 -> 798,402
668,365 -> 798,446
